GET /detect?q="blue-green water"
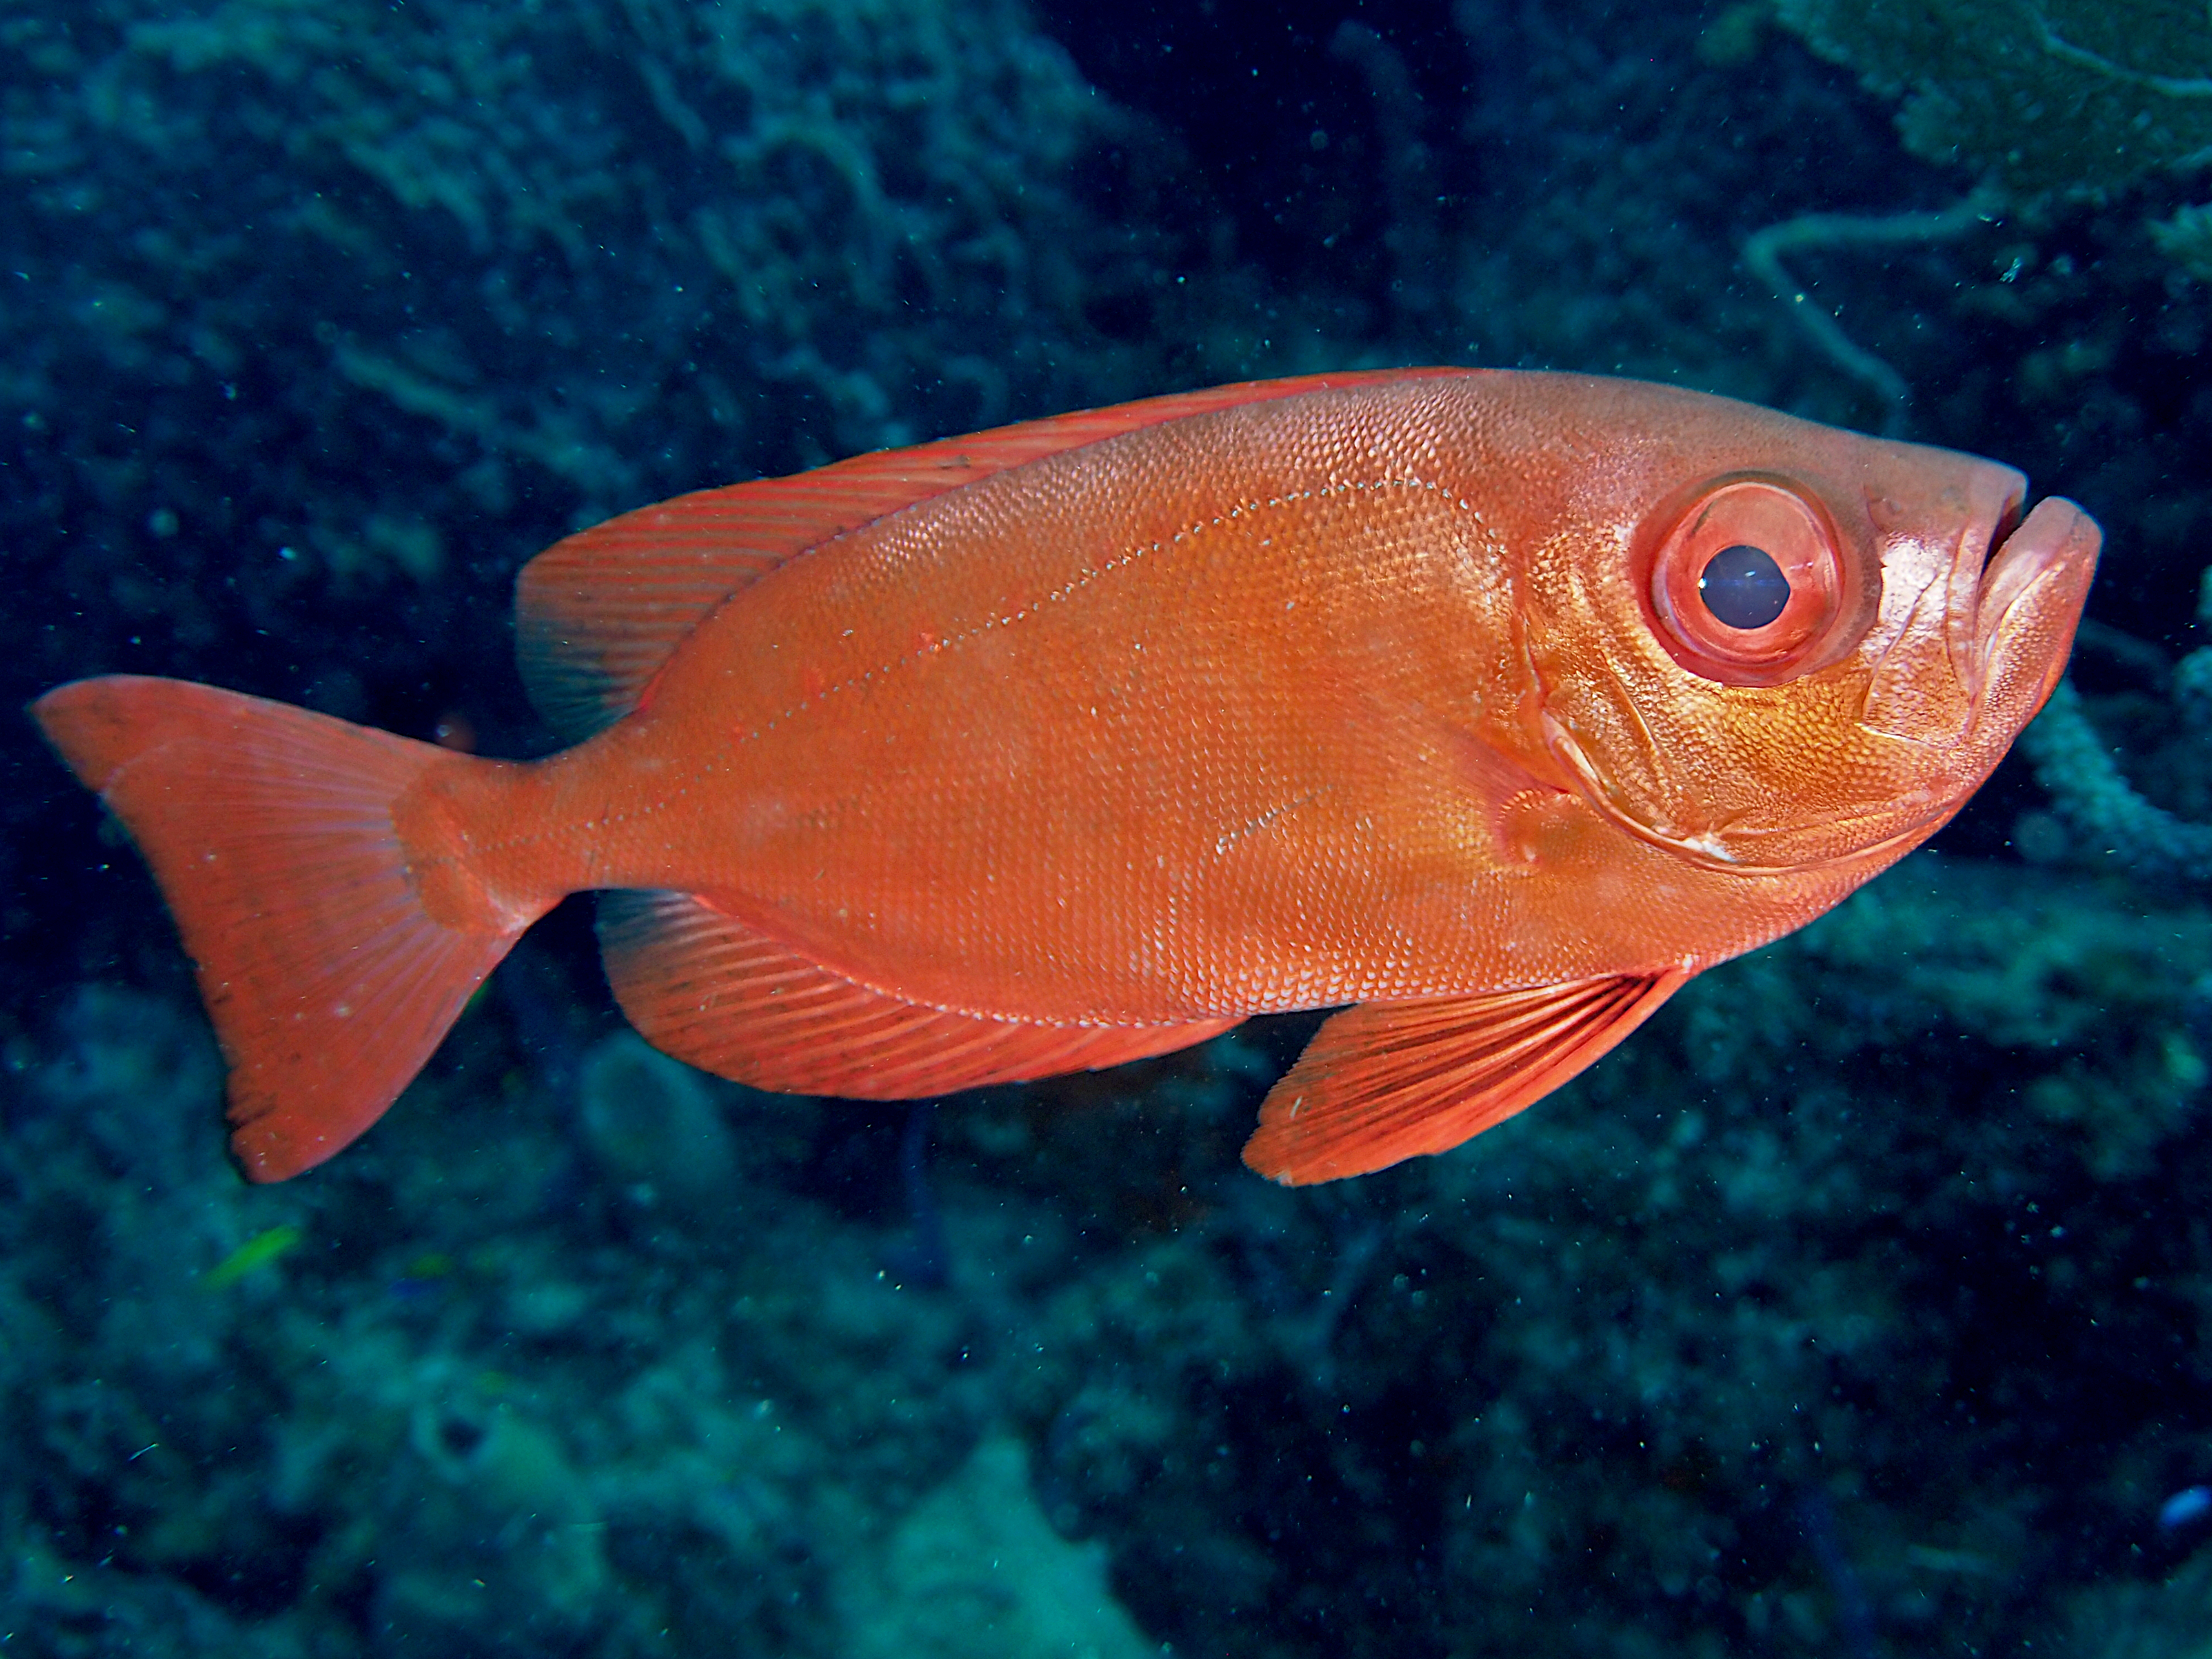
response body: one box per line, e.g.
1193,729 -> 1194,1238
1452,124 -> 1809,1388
5,2 -> 2211,1653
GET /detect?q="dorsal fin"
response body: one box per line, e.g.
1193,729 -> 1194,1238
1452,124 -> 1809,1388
514,367 -> 1474,740
598,890 -> 1240,1097
1240,970 -> 1691,1185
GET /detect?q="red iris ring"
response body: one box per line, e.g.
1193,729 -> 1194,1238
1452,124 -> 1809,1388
1647,479 -> 1845,685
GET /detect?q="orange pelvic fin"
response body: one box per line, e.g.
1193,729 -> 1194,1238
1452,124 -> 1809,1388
1241,971 -> 1692,1185
515,367 -> 1474,740
30,676 -> 539,1181
599,889 -> 1240,1098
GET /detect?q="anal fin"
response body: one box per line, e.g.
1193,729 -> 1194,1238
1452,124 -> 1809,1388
599,891 -> 1238,1098
1241,971 -> 1692,1185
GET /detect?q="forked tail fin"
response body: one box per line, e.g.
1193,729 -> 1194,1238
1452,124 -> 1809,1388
31,675 -> 539,1181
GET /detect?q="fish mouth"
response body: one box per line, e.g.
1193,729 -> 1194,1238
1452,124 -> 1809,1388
1974,486 -> 2027,595
1950,465 -> 2027,657
1974,493 -> 2100,664
1956,488 -> 2101,771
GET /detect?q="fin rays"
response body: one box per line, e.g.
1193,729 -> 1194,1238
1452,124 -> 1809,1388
32,676 -> 538,1180
599,890 -> 1238,1098
1243,971 -> 1691,1185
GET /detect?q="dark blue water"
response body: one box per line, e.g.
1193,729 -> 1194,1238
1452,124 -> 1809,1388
5,2 -> 2211,1653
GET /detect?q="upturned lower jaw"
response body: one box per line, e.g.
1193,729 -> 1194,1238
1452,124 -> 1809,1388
1964,493 -> 2101,758
1973,495 -> 2101,722
1977,496 -> 2101,648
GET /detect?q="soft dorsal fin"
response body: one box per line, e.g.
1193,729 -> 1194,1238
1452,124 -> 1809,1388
515,367 -> 1474,740
598,890 -> 1240,1098
1240,971 -> 1692,1185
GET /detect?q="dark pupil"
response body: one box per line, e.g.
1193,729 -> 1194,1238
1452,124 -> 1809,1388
1698,544 -> 1791,630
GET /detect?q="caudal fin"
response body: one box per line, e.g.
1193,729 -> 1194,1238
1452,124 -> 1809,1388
32,675 -> 535,1181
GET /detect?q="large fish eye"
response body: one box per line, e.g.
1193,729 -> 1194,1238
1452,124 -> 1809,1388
1648,479 -> 1846,685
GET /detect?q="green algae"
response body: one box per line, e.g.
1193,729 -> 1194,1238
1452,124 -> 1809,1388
201,1224 -> 301,1292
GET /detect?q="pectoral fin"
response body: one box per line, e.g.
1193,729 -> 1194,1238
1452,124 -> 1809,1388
1241,970 -> 1692,1185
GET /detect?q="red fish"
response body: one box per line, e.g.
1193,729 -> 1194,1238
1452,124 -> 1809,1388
31,369 -> 2098,1184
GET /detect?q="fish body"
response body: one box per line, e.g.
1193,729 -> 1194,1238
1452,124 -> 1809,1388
32,369 -> 2099,1184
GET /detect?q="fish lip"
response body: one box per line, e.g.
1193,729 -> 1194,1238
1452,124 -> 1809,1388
1974,494 -> 2100,658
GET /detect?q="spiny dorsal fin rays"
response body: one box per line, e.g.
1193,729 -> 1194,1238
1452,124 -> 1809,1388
513,369 -> 1479,740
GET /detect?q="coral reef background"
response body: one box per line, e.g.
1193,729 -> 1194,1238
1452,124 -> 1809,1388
6,1 -> 2212,1653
